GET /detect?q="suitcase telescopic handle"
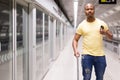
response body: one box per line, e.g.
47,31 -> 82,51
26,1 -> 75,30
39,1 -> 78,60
76,57 -> 79,80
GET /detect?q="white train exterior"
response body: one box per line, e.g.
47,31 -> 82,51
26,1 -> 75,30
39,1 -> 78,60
0,0 -> 73,80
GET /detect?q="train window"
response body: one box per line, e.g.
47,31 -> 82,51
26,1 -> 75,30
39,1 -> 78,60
0,0 -> 10,52
56,20 -> 61,55
63,24 -> 65,35
62,24 -> 65,45
0,0 -> 12,80
36,9 -> 43,44
17,4 -> 23,48
44,14 -> 49,41
56,20 -> 60,36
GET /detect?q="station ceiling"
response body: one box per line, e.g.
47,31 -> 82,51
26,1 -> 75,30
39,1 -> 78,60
54,0 -> 120,27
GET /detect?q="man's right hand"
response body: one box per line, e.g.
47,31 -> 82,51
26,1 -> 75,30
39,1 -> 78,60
74,51 -> 80,57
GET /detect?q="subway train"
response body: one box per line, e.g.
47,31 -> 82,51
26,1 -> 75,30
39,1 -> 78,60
0,0 -> 120,80
0,0 -> 73,80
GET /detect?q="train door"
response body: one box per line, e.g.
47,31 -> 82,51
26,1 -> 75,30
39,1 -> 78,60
36,8 -> 43,80
16,1 -> 29,80
43,13 -> 49,75
49,17 -> 54,61
56,20 -> 61,58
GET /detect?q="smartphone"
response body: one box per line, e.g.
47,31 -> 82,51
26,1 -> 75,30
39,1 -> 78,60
101,25 -> 104,29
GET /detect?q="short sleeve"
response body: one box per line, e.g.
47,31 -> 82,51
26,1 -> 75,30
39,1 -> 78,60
102,21 -> 109,32
76,24 -> 83,35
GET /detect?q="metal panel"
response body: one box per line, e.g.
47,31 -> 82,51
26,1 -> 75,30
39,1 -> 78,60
28,5 -> 36,80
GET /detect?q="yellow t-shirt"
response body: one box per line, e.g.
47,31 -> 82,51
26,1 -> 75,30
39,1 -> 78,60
76,18 -> 108,56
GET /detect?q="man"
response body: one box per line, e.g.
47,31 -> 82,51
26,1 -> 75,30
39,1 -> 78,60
72,3 -> 113,80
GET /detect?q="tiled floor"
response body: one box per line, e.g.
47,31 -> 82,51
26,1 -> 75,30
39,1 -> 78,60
43,37 -> 120,80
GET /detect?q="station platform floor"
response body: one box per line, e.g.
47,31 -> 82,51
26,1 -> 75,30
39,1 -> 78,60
43,37 -> 120,80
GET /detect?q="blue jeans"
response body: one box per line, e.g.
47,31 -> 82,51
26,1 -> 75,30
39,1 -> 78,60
81,55 -> 107,80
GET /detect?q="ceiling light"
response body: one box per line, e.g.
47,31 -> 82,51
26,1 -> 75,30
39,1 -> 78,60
74,1 -> 78,29
108,23 -> 112,26
108,10 -> 114,15
113,22 -> 118,26
114,5 -> 120,11
99,15 -> 104,19
118,20 -> 120,24
103,13 -> 109,17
